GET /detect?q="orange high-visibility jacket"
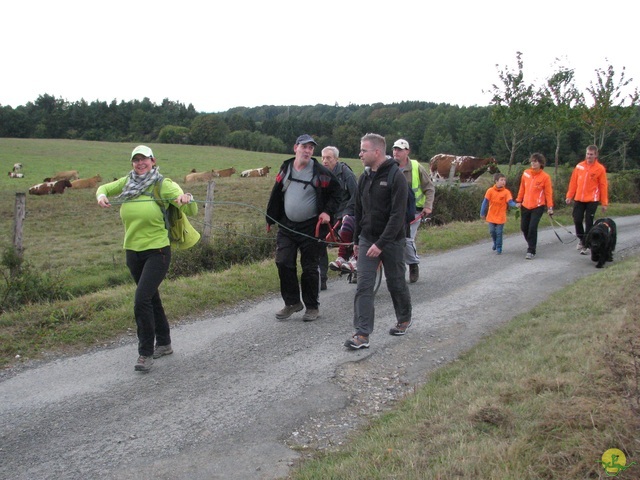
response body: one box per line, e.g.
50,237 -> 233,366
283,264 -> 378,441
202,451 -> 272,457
565,160 -> 608,206
484,185 -> 514,224
516,168 -> 554,210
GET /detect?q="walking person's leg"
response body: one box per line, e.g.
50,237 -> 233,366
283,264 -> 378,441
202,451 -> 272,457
572,201 -> 587,245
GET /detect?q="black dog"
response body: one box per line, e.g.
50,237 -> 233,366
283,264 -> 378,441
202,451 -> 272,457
584,218 -> 617,268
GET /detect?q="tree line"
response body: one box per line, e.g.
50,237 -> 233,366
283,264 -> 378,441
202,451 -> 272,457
1,54 -> 638,171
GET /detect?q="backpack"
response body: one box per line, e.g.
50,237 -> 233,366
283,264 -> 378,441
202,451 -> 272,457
359,164 -> 416,226
151,178 -> 201,250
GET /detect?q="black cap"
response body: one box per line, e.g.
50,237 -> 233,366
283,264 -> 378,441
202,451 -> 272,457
295,134 -> 317,145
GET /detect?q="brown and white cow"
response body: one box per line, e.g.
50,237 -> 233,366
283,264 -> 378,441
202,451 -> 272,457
71,174 -> 102,189
13,163 -> 23,172
28,179 -> 72,195
8,172 -> 25,178
184,170 -> 220,183
50,170 -> 80,182
240,166 -> 271,177
214,167 -> 236,177
429,154 -> 499,182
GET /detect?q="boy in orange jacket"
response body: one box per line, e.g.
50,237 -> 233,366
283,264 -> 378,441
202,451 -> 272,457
480,173 -> 517,254
565,145 -> 609,255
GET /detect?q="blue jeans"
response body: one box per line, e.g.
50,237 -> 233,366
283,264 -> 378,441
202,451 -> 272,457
126,248 -> 172,357
353,236 -> 412,336
488,223 -> 505,253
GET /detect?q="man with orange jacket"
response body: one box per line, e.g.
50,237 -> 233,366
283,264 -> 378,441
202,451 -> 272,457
565,145 -> 609,255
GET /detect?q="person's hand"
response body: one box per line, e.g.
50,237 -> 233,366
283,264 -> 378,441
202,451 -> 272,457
367,243 -> 382,258
565,198 -> 572,205
318,212 -> 330,224
548,207 -> 554,216
97,194 -> 110,208
602,205 -> 608,213
422,208 -> 432,217
176,193 -> 193,206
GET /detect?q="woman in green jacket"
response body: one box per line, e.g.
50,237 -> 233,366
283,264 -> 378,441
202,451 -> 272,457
96,145 -> 196,373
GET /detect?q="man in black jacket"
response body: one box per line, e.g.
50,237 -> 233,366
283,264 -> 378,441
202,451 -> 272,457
266,134 -> 342,322
345,133 -> 413,349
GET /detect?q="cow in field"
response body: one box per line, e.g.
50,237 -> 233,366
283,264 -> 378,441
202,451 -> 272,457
429,154 -> 499,182
184,170 -> 220,183
28,180 -> 72,195
240,166 -> 271,177
214,167 -> 236,177
50,170 -> 80,182
8,172 -> 25,178
71,174 -> 102,189
13,163 -> 23,172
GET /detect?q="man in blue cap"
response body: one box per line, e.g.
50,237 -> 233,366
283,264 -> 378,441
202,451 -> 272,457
266,134 -> 342,322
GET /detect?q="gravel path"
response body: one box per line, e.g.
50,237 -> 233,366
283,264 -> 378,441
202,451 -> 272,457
2,215 -> 639,480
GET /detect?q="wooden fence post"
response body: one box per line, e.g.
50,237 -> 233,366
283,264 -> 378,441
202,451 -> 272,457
12,193 -> 26,276
202,180 -> 215,243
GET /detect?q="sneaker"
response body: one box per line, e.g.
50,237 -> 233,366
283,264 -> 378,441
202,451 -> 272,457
321,279 -> 327,291
580,247 -> 589,255
344,334 -> 370,349
496,250 -> 502,255
409,264 -> 419,283
275,302 -> 303,319
329,257 -> 347,271
341,256 -> 357,273
134,355 -> 153,372
302,309 -> 319,322
153,344 -> 173,359
525,252 -> 535,260
389,320 -> 412,336
576,242 -> 584,250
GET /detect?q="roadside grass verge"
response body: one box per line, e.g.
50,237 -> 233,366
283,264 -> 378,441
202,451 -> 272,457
289,254 -> 640,479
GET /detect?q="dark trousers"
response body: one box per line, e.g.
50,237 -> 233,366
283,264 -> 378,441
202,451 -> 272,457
572,201 -> 599,243
276,219 -> 320,309
353,236 -> 411,336
126,248 -> 171,357
520,206 -> 545,254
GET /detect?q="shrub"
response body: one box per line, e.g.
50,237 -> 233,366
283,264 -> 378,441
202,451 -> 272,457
609,170 -> 640,203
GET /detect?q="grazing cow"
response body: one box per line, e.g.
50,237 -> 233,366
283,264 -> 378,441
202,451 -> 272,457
240,166 -> 271,177
184,170 -> 220,183
28,180 -> 72,195
429,154 -> 499,182
71,174 -> 102,189
214,167 -> 236,177
8,172 -> 25,178
50,170 -> 80,182
13,163 -> 23,172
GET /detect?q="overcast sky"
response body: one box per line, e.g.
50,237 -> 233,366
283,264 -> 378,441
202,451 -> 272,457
2,0 -> 637,113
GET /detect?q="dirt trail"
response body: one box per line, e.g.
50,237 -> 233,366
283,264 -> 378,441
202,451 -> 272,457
2,216 -> 639,480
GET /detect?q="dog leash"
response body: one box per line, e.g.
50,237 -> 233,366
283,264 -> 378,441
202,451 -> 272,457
548,214 -> 578,244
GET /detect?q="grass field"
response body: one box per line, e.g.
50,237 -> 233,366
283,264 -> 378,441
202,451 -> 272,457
2,139 -> 640,478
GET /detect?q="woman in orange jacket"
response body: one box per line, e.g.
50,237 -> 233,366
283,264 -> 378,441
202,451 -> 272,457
515,153 -> 554,260
565,145 -> 609,254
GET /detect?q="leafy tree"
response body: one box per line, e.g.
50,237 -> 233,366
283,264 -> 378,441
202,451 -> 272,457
488,52 -> 543,170
582,63 -> 636,152
541,61 -> 584,176
158,125 -> 190,144
190,114 -> 230,145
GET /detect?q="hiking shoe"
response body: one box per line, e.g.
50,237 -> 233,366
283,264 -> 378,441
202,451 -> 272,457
302,309 -> 319,322
275,302 -> 303,319
580,247 -> 589,255
341,256 -> 357,273
321,279 -> 327,291
409,264 -> 419,283
389,320 -> 412,336
134,355 -> 153,372
329,257 -> 347,271
344,334 -> 370,349
525,252 -> 535,260
153,344 -> 173,359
